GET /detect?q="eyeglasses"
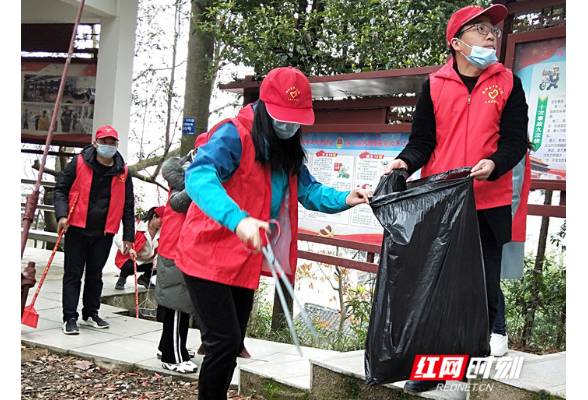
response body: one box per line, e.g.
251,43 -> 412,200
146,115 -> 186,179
458,23 -> 502,38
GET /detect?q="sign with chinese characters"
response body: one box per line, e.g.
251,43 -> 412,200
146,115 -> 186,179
299,131 -> 411,245
182,118 -> 196,135
514,38 -> 566,180
21,61 -> 96,146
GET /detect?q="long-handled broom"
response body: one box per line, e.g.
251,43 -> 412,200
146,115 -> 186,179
21,194 -> 79,328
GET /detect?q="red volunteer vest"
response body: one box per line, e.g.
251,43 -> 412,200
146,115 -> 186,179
425,61 -> 514,210
175,105 -> 299,290
68,154 -> 128,233
157,194 -> 187,261
114,220 -> 157,268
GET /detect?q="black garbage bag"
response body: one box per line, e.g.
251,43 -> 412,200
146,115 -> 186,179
364,167 -> 489,386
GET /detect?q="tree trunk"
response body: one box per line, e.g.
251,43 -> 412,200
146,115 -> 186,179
180,0 -> 216,157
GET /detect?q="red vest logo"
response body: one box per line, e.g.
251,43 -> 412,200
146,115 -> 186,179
482,84 -> 504,104
119,174 -> 126,182
286,86 -> 301,101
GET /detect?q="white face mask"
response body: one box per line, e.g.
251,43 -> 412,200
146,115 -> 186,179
457,39 -> 498,69
96,144 -> 117,158
271,119 -> 300,139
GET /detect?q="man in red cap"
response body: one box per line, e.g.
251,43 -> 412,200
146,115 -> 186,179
384,4 -> 530,392
55,125 -> 135,335
174,66 -> 373,399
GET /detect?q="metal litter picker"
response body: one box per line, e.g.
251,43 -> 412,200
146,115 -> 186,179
22,194 -> 79,328
244,220 -> 318,356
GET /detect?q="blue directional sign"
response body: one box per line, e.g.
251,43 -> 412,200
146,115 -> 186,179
182,118 -> 196,135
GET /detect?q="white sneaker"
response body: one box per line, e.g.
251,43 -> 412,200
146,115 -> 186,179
490,333 -> 508,356
182,360 -> 198,372
162,361 -> 198,374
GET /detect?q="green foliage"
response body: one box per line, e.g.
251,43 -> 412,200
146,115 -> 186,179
247,280 -> 275,338
502,225 -> 566,352
197,0 -> 491,77
343,285 -> 372,346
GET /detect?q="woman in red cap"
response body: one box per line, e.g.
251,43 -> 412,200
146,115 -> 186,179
174,66 -> 373,399
114,206 -> 165,290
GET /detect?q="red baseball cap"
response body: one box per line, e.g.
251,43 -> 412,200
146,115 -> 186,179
259,66 -> 315,125
154,206 -> 166,218
446,4 -> 508,47
95,125 -> 119,140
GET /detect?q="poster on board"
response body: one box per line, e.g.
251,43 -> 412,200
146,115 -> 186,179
299,131 -> 412,245
21,61 -> 96,146
513,38 -> 566,180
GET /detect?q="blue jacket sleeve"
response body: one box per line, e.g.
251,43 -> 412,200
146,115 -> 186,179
297,165 -> 351,213
184,123 -> 249,232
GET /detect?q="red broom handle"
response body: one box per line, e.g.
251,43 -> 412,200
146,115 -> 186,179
28,194 -> 79,307
133,246 -> 139,318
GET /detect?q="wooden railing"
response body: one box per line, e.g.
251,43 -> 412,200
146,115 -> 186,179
298,179 -> 566,272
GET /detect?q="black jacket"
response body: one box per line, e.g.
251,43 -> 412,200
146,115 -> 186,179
54,145 -> 135,241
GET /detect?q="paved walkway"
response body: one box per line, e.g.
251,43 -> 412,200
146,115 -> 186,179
20,246 -> 340,389
20,246 -> 567,398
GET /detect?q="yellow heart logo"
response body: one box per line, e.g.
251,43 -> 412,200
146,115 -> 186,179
488,89 -> 499,99
289,90 -> 298,99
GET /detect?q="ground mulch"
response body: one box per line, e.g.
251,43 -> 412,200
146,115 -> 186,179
21,345 -> 261,399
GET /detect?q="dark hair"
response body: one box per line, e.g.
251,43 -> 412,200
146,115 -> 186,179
250,100 -> 307,175
141,207 -> 158,222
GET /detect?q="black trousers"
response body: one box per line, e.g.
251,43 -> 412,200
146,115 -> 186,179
62,228 -> 113,321
119,259 -> 156,280
183,274 -> 254,400
478,213 -> 505,337
158,305 -> 191,364
492,286 -> 507,335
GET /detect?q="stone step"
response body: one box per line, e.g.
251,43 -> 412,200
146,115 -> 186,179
240,349 -> 566,399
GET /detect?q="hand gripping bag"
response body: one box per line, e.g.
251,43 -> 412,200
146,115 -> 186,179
365,167 -> 489,386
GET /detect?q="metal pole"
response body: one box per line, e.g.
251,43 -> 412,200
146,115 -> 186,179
21,0 -> 86,259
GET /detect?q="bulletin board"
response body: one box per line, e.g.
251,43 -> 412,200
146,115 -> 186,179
504,26 -> 566,181
21,60 -> 97,147
299,124 -> 415,246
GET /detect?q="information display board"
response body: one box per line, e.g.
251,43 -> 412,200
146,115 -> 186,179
508,32 -> 566,180
299,130 -> 411,245
21,61 -> 96,146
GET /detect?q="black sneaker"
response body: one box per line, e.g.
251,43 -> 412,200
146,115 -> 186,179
115,276 -> 126,290
404,380 -> 445,392
82,314 -> 110,329
63,318 -> 79,335
137,274 -> 154,289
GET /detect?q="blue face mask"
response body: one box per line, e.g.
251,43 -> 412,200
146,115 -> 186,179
96,144 -> 117,158
458,39 -> 498,70
271,119 -> 300,139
